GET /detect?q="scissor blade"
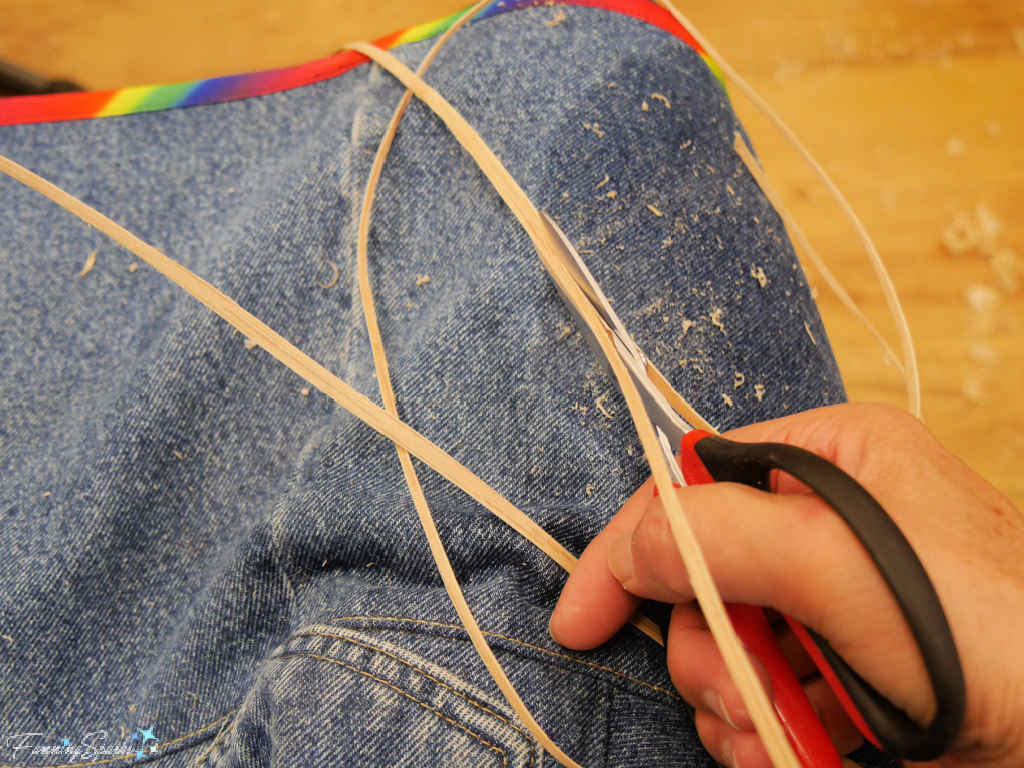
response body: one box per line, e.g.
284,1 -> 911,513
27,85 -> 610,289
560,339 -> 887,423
657,427 -> 688,487
541,212 -> 645,364
542,212 -> 694,447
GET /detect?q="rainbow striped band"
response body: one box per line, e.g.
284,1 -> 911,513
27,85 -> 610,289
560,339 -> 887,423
0,0 -> 723,127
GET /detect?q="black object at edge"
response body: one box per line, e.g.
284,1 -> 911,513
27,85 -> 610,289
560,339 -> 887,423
692,435 -> 965,762
0,58 -> 82,98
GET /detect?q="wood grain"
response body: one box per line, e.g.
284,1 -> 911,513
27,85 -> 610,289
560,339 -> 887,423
2,0 -> 1020,509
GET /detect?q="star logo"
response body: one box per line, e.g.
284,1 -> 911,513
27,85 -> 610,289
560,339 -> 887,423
133,725 -> 158,761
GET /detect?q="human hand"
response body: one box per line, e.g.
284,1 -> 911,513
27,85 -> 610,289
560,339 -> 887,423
549,404 -> 1024,768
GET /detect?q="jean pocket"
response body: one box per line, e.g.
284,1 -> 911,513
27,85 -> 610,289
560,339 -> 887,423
207,620 -> 539,768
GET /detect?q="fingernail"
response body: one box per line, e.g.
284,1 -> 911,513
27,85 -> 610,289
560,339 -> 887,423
703,690 -> 739,730
607,531 -> 635,583
722,739 -> 739,768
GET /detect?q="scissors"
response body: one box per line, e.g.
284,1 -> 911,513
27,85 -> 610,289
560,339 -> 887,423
540,212 -> 965,767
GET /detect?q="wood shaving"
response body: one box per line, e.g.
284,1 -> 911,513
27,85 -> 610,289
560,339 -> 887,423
804,322 -> 818,345
963,377 -> 985,403
681,319 -> 695,334
243,338 -> 257,350
640,297 -> 663,316
586,484 -> 596,496
774,60 -> 805,83
582,122 -> 605,138
968,341 -> 1000,365
318,261 -> 339,289
557,325 -> 572,340
606,190 -> 617,199
545,8 -> 566,27
709,308 -> 725,333
416,274 -> 431,287
41,492 -> 51,498
651,93 -> 671,108
595,392 -> 613,419
301,387 -> 311,397
641,101 -> 649,112
647,204 -> 663,217
662,237 -> 673,249
79,249 -> 97,276
965,283 -> 1000,334
946,137 -> 966,156
595,174 -> 610,189
734,372 -> 745,389
942,203 -> 1019,293
173,450 -> 184,460
754,384 -> 765,402
750,266 -> 767,287
726,184 -> 735,196
129,263 -> 139,273
721,393 -> 734,408
942,205 -> 1000,253
990,249 -> 1021,293
531,465 -> 539,475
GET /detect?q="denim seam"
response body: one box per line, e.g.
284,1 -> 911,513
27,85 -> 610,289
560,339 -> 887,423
288,629 -> 539,764
190,713 -> 236,768
320,615 -> 679,698
278,652 -> 516,767
602,683 -> 614,768
0,710 -> 238,768
269,490 -> 300,606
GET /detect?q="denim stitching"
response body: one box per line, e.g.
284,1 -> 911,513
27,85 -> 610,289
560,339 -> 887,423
289,630 -> 537,767
191,714 -> 236,768
279,652 -> 511,767
322,615 -> 678,698
0,710 -> 238,768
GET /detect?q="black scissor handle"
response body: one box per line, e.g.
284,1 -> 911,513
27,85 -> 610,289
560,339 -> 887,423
691,434 -> 965,761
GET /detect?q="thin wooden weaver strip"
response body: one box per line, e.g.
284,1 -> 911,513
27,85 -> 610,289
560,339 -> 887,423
353,3 -> 590,765
342,40 -> 803,768
0,155 -> 580,606
731,133 -> 905,378
654,0 -> 921,418
0,7 -> 906,764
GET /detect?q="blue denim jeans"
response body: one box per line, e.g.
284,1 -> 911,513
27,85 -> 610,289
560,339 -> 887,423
0,2 -> 894,766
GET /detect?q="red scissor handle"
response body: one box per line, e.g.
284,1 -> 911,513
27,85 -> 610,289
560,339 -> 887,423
679,430 -> 844,768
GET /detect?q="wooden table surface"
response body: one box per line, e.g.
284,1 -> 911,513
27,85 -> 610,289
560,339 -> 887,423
2,0 -> 1021,509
